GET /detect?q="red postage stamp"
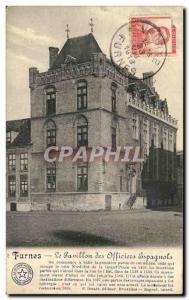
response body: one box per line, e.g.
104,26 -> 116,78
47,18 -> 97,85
130,16 -> 176,55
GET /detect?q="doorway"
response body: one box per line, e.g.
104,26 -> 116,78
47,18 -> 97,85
105,195 -> 112,211
10,202 -> 17,211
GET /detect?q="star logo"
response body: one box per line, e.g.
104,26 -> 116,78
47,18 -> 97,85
12,263 -> 33,286
17,268 -> 28,279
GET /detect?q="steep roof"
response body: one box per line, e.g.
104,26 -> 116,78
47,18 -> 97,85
51,33 -> 103,69
6,118 -> 31,147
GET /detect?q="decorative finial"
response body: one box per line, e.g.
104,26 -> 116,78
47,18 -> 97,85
65,24 -> 70,39
89,18 -> 94,33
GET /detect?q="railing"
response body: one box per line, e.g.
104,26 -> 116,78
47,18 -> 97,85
30,57 -> 128,87
128,95 -> 177,127
127,193 -> 137,209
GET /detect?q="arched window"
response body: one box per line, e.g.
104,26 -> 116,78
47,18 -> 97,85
46,162 -> 56,192
46,120 -> 56,147
111,82 -> 117,112
77,116 -> 88,147
77,80 -> 87,110
46,86 -> 56,115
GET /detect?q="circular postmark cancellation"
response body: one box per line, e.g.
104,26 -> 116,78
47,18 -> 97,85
11,263 -> 33,286
110,19 -> 168,80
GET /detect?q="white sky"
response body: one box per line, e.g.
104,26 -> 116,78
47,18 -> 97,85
6,6 -> 183,150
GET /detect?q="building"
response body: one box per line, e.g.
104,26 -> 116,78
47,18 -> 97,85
176,151 -> 183,208
6,31 -> 179,211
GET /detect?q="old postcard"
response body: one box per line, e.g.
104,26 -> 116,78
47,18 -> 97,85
6,6 -> 184,295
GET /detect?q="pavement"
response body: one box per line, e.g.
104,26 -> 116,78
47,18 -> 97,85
6,209 -> 183,247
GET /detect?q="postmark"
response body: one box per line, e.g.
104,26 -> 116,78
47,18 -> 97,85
110,19 -> 168,80
11,263 -> 33,285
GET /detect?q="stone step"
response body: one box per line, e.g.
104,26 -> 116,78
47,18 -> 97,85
132,197 -> 147,209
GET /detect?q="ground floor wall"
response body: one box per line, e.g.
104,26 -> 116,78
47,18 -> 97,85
6,192 -> 138,211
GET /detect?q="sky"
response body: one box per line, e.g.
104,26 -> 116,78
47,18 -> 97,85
6,6 -> 183,150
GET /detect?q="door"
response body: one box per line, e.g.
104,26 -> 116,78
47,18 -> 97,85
105,195 -> 112,211
10,202 -> 17,211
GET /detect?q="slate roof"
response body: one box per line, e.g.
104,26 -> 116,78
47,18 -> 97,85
6,118 -> 31,147
51,33 -> 103,69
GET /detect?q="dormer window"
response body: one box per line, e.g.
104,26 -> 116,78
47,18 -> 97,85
64,55 -> 77,64
140,89 -> 146,102
127,82 -> 137,97
46,86 -> 56,115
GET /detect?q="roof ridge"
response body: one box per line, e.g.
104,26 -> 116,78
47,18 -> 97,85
67,33 -> 93,41
50,33 -> 102,69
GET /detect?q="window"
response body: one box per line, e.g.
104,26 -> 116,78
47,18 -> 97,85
143,118 -> 149,157
6,131 -> 11,143
77,125 -> 88,147
77,164 -> 88,191
163,127 -> 168,150
46,120 -> 56,147
8,153 -> 16,171
111,127 -> 116,150
46,87 -> 56,115
20,153 -> 28,171
153,124 -> 159,147
46,163 -> 56,192
8,175 -> 16,197
20,175 -> 28,197
120,176 -> 123,192
132,112 -> 139,139
76,115 -> 88,147
111,83 -> 117,112
168,130 -> 174,152
77,81 -> 87,110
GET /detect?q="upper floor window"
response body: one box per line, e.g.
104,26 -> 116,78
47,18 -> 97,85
163,127 -> 168,150
77,80 -> 87,110
77,125 -> 88,147
143,118 -> 149,156
111,83 -> 117,113
168,130 -> 174,152
20,153 -> 28,171
46,163 -> 56,192
153,124 -> 159,147
46,120 -> 56,147
76,115 -> 88,147
20,175 -> 28,197
77,164 -> 88,191
46,86 -> 56,115
8,153 -> 16,171
6,131 -> 11,143
132,112 -> 139,140
111,127 -> 117,150
8,175 -> 16,197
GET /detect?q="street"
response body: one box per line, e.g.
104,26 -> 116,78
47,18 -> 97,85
7,209 -> 183,247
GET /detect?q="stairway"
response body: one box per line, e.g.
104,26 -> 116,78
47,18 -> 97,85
127,194 -> 147,209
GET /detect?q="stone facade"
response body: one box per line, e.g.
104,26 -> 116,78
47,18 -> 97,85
6,33 -> 178,211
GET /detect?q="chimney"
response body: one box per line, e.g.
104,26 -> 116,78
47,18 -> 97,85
143,72 -> 154,88
49,47 -> 59,69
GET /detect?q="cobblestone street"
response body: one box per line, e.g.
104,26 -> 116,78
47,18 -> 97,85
7,209 -> 183,247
